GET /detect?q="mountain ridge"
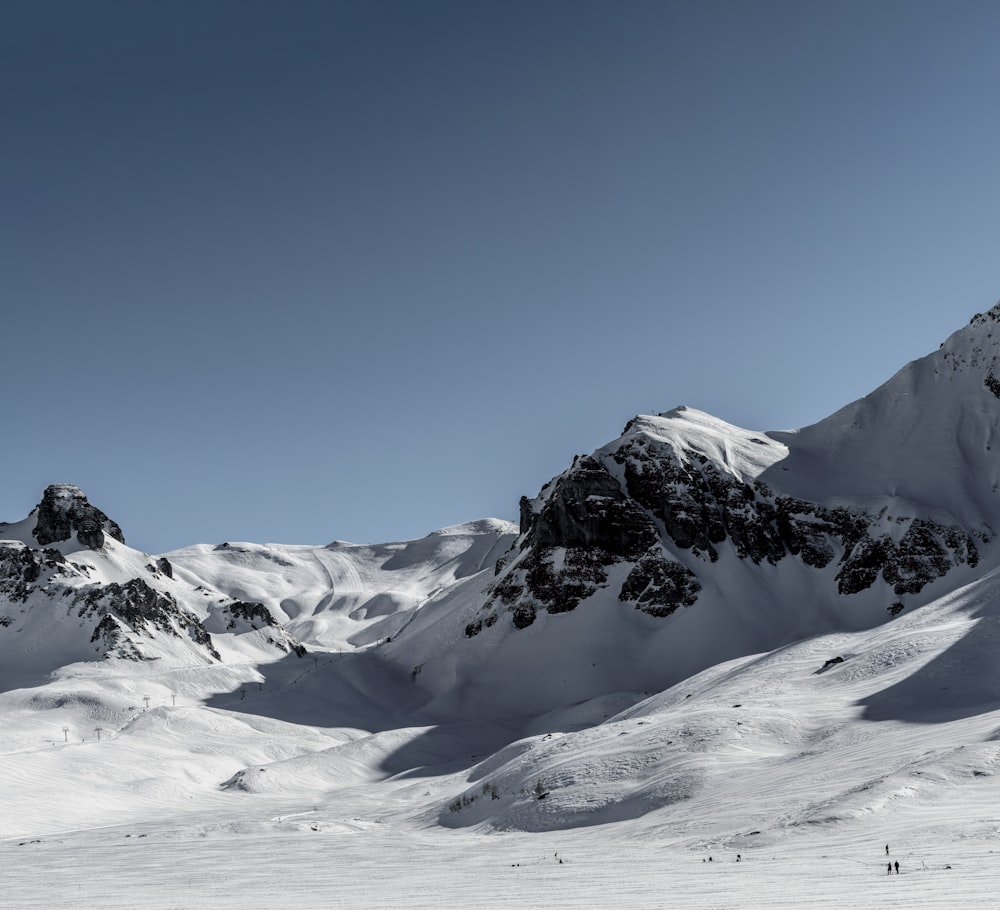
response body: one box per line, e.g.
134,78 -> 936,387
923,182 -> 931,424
6,302 -> 1000,842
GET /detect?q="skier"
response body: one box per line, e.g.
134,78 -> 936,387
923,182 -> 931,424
885,844 -> 890,856
894,861 -> 899,875
887,863 -> 892,875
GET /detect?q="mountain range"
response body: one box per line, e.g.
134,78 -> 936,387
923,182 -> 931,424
7,304 -> 1000,867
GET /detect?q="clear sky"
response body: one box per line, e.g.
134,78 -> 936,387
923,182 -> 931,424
4,0 -> 1000,553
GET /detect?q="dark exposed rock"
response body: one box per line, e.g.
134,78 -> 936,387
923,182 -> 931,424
837,535 -> 893,595
489,570 -> 524,607
616,437 -> 791,565
618,546 -> 701,617
773,498 -> 843,568
0,544 -> 69,603
217,600 -> 306,656
518,495 -> 533,535
524,546 -> 614,615
529,456 -> 658,559
77,578 -> 220,661
226,601 -> 276,629
611,432 -> 980,598
837,518 -> 978,596
511,603 -> 537,630
32,484 -> 125,550
0,545 -> 39,602
480,456 -> 672,628
156,557 -> 173,578
613,439 -> 729,561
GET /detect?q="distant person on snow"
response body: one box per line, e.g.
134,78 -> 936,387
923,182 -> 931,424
887,863 -> 892,875
894,861 -> 899,874
886,844 -> 890,855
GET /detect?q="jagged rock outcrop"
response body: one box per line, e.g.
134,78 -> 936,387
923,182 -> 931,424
216,600 -> 306,656
469,455 -> 702,634
0,543 -> 67,603
32,484 -> 125,550
77,577 -> 220,661
610,434 -> 981,594
470,410 -> 984,637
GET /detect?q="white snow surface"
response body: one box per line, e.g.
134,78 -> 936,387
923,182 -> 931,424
8,307 -> 1000,906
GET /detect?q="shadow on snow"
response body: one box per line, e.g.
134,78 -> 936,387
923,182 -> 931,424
204,648 -> 527,779
858,608 -> 1000,723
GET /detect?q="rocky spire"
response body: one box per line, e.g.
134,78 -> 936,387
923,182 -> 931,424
32,484 -> 125,549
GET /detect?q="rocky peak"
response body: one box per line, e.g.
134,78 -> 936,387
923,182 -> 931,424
32,484 -> 125,550
471,335 -> 991,639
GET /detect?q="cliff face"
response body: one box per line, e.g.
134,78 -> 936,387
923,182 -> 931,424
471,454 -> 700,636
32,484 -> 125,550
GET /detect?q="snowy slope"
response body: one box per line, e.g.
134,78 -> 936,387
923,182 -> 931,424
771,306 -> 1000,525
7,565 -> 1000,908
164,518 -> 516,650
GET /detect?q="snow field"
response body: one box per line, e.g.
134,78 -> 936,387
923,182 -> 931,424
3,819 -> 993,910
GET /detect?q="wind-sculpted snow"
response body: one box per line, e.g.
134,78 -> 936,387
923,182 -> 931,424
165,519 -> 517,650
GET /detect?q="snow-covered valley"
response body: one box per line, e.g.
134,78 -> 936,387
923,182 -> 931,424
8,306 -> 1000,907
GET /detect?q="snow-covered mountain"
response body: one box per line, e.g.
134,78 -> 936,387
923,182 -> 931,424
9,304 -> 1000,908
379,306 -> 1000,719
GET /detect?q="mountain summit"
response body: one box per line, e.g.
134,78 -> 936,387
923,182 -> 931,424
384,305 -> 1000,716
32,483 -> 125,549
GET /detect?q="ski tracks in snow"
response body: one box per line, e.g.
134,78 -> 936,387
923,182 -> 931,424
310,550 -> 366,613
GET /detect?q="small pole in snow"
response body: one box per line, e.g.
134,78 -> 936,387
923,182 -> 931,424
62,726 -> 69,743
143,696 -> 150,710
171,694 -> 176,707
95,727 -> 103,742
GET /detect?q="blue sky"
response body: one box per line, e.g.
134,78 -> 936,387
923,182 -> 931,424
4,0 -> 1000,553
